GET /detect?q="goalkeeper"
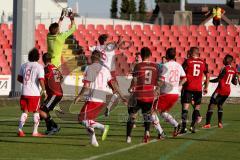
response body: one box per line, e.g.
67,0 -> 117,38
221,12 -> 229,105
47,9 -> 77,67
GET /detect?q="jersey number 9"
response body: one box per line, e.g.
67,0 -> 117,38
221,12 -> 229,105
145,70 -> 152,84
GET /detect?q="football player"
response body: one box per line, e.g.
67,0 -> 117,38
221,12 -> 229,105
89,34 -> 125,116
127,47 -> 160,143
17,48 -> 46,137
203,54 -> 238,128
47,10 -> 76,67
74,50 -> 125,147
155,48 -> 187,137
181,47 -> 210,133
39,53 -> 63,135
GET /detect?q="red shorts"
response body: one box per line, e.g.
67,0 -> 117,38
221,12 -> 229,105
79,101 -> 105,121
157,94 -> 179,112
20,96 -> 41,112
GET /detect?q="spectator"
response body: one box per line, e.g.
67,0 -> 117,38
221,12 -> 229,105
1,11 -> 7,23
205,6 -> 225,27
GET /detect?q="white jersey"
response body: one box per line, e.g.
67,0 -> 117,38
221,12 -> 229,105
19,62 -> 45,96
160,60 -> 186,95
83,63 -> 112,102
89,45 -> 116,72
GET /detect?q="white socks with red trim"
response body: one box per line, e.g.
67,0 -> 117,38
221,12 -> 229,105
161,112 -> 178,127
82,120 -> 105,131
151,113 -> 164,134
33,112 -> 40,134
18,113 -> 28,131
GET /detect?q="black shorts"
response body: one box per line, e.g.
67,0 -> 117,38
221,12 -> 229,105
181,89 -> 185,104
210,92 -> 228,106
213,19 -> 221,26
41,95 -> 63,112
128,100 -> 152,115
181,90 -> 202,105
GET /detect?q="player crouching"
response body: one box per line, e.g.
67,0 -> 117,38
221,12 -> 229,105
203,54 -> 238,129
74,50 -> 123,147
17,48 -> 46,137
39,53 -> 63,135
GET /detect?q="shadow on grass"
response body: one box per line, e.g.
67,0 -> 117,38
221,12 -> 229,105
0,138 -> 87,147
169,136 -> 240,144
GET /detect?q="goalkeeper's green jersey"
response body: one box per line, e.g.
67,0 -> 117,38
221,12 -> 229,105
47,24 -> 76,67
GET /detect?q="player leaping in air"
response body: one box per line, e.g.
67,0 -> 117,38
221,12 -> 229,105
180,47 -> 210,134
89,34 -> 125,116
74,50 -> 126,147
203,54 -> 238,129
47,10 -> 76,67
17,48 -> 46,137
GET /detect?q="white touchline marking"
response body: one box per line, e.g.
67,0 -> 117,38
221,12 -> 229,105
81,139 -> 158,160
0,118 -> 18,122
0,158 -> 71,160
159,123 -> 229,160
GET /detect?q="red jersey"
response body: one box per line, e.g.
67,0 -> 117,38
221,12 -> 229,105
133,61 -> 159,102
215,65 -> 237,96
44,64 -> 63,96
182,58 -> 208,92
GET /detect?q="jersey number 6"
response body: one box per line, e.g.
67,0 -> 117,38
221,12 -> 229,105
193,64 -> 201,76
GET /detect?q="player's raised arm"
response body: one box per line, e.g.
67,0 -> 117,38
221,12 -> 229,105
69,11 -> 75,25
57,10 -> 65,26
59,11 -> 76,40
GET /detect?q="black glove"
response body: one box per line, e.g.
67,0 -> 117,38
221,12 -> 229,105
69,12 -> 74,21
60,10 -> 64,21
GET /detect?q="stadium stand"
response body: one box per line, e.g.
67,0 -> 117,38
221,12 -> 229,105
0,23 -> 239,76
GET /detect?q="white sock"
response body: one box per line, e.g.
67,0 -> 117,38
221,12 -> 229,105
85,127 -> 98,146
18,113 -> 28,131
151,114 -> 163,134
106,93 -> 118,110
90,132 -> 98,144
82,120 -> 105,131
161,112 -> 178,127
33,112 -> 40,134
91,121 -> 105,131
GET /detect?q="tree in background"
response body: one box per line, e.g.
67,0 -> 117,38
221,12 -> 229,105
129,0 -> 137,20
110,0 -> 118,18
120,0 -> 130,19
138,0 -> 146,21
227,0 -> 234,8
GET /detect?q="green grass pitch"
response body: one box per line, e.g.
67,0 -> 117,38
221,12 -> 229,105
0,100 -> 239,160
